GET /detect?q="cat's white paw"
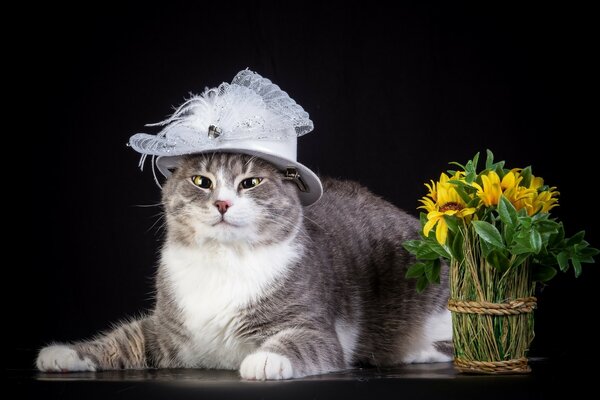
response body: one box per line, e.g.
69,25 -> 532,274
403,347 -> 453,364
36,344 -> 96,372
240,351 -> 293,380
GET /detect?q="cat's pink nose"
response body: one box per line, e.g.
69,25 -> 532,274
214,200 -> 232,215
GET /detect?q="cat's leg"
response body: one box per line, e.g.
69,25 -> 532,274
240,327 -> 345,380
401,309 -> 453,364
37,318 -> 151,372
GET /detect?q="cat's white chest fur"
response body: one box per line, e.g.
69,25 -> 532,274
162,239 -> 300,369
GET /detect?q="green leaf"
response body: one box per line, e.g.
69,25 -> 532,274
467,197 -> 481,208
485,149 -> 494,170
557,251 -> 569,272
530,229 -> 542,254
451,230 -> 464,260
452,184 -> 473,205
573,258 -> 582,278
487,249 -> 510,272
498,196 -> 518,226
549,224 -> 565,247
520,166 -> 532,188
566,231 -> 586,247
463,153 -> 480,184
449,161 -> 466,170
504,224 -> 515,246
535,253 -> 558,266
405,262 -> 426,278
511,245 -> 533,256
419,212 -> 428,228
465,170 -> 476,184
514,230 -> 532,248
479,238 -> 494,257
433,258 -> 441,284
429,240 -> 452,259
472,152 -> 480,171
416,245 -> 440,260
511,253 -> 529,268
578,256 -> 595,264
540,231 -> 553,246
416,275 -> 428,293
535,219 -> 560,234
403,240 -> 422,255
519,215 -> 532,229
533,265 -> 558,282
425,259 -> 441,284
448,179 -> 467,187
444,215 -> 459,234
472,221 -> 504,248
578,247 -> 600,258
494,162 -> 505,176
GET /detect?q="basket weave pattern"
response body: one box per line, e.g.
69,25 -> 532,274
449,230 -> 536,375
449,297 -> 536,374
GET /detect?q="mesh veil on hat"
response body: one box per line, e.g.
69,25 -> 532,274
129,69 -> 322,205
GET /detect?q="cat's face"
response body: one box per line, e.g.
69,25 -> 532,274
162,153 -> 303,246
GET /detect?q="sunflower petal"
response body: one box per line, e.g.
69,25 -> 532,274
471,182 -> 483,192
427,211 -> 444,219
458,207 -> 477,217
435,217 -> 448,244
501,171 -> 516,190
419,197 -> 436,208
423,216 -> 440,237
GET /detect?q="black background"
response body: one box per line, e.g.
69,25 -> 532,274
15,2 -> 598,368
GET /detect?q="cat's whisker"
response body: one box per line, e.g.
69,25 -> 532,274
260,208 -> 322,238
148,211 -> 166,219
258,212 -> 302,229
301,214 -> 327,232
132,203 -> 163,208
257,215 -> 314,244
147,213 -> 166,234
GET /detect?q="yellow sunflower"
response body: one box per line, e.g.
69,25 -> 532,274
419,172 -> 476,245
470,170 -> 559,216
501,170 -> 536,211
524,175 -> 559,215
472,171 -> 503,206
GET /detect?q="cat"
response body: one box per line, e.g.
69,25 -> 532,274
36,152 -> 452,380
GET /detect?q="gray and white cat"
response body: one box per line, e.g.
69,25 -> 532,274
37,153 -> 452,380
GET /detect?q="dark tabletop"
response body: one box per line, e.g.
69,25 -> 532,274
9,358 -> 587,400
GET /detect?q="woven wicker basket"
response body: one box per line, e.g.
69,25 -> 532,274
449,237 -> 536,374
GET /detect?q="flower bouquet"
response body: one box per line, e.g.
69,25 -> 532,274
404,151 -> 598,374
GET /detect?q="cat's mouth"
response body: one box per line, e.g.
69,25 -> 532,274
212,219 -> 239,228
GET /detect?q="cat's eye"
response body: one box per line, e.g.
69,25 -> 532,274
240,177 -> 263,190
191,175 -> 213,189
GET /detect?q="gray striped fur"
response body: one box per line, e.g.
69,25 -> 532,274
36,153 -> 451,378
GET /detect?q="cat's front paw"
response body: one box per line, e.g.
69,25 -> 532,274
36,344 -> 96,372
240,351 -> 293,380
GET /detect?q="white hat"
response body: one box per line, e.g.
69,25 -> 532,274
128,69 -> 322,205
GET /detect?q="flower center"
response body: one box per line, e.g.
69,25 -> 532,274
440,202 -> 463,212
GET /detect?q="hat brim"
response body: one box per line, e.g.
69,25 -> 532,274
156,150 -> 322,206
